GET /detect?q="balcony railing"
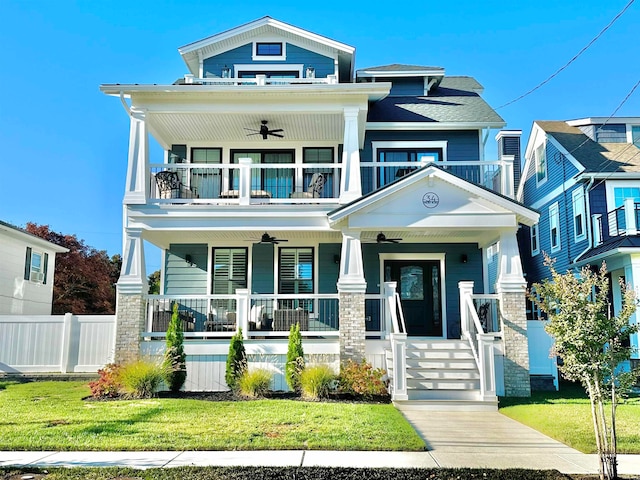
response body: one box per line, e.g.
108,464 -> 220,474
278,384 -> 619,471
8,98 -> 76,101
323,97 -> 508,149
183,74 -> 338,86
148,158 -> 512,205
607,201 -> 640,237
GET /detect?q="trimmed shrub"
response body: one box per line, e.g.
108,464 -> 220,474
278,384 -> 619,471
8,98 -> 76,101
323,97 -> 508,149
163,303 -> 187,392
285,322 -> 304,392
300,364 -> 336,400
225,329 -> 246,390
117,359 -> 167,399
89,363 -> 122,398
339,359 -> 389,399
238,368 -> 272,398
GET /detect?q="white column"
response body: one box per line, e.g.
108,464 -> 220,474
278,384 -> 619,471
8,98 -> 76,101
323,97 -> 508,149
337,230 -> 366,292
238,158 -> 252,206
458,281 -> 474,337
496,229 -> 526,292
117,227 -> 147,295
383,281 -> 397,337
500,155 -> 515,199
624,198 -> 637,235
124,108 -> 148,205
339,107 -> 363,204
236,288 -> 250,339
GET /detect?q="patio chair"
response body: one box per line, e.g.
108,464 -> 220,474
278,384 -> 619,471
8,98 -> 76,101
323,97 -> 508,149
290,173 -> 324,198
205,308 -> 237,331
155,171 -> 198,199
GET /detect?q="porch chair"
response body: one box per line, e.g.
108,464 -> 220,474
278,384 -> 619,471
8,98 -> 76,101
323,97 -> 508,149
205,308 -> 237,332
290,173 -> 324,198
155,171 -> 198,199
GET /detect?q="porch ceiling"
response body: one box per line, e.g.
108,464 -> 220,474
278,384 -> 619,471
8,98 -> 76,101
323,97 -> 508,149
146,112 -> 344,146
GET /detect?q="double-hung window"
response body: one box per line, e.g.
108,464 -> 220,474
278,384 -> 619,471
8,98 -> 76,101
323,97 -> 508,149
572,188 -> 587,242
530,224 -> 540,256
278,247 -> 314,311
24,247 -> 47,284
535,144 -> 547,185
191,148 -> 222,198
549,203 -> 560,252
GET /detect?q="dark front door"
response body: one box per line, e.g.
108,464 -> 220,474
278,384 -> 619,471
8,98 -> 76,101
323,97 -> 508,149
384,260 -> 443,336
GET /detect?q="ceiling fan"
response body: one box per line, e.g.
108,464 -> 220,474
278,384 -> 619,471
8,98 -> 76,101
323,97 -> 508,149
245,120 -> 284,140
247,232 -> 289,244
375,232 -> 402,244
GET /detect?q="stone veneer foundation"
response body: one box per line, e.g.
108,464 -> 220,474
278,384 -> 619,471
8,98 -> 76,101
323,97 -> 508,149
114,293 -> 146,365
338,291 -> 366,362
500,290 -> 531,397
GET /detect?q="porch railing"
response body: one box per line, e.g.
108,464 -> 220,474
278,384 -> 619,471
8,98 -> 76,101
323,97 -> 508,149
607,199 -> 640,237
459,282 -> 500,401
145,292 -> 339,339
183,74 -> 339,86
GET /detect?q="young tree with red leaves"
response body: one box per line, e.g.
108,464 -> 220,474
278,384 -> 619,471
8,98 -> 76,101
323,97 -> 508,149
25,223 -> 121,314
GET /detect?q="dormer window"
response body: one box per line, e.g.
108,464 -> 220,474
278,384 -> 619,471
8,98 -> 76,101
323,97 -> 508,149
253,42 -> 286,61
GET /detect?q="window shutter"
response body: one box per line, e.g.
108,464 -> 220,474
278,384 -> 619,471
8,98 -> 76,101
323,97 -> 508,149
43,253 -> 49,285
212,248 -> 247,294
24,247 -> 32,280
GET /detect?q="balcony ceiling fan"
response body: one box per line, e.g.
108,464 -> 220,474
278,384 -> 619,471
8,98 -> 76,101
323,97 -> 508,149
375,232 -> 402,243
246,232 -> 289,244
245,120 -> 284,140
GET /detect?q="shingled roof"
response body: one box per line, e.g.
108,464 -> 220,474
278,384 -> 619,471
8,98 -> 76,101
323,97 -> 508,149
537,121 -> 640,173
367,76 -> 504,125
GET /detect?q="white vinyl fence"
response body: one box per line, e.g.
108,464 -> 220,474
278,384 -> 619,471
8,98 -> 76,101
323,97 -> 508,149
0,314 -> 115,374
527,320 -> 559,389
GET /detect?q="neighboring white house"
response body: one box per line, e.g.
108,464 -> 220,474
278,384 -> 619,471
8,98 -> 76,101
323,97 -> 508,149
0,221 -> 69,314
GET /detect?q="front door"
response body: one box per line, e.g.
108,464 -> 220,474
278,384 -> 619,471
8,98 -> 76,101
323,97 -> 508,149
384,260 -> 442,336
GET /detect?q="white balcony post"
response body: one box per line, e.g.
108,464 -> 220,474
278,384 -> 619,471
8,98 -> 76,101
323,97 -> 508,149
383,281 -> 398,337
459,281 -> 474,337
238,158 -> 252,206
256,74 -> 266,86
339,107 -> 363,204
500,154 -> 515,199
124,108 -> 148,205
236,289 -> 250,340
624,198 -> 637,235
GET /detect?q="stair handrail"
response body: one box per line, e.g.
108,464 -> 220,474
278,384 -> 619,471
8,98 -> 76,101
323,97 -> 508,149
394,292 -> 407,334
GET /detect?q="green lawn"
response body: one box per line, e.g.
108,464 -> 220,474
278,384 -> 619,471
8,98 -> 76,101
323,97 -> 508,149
0,380 -> 425,451
499,382 -> 640,454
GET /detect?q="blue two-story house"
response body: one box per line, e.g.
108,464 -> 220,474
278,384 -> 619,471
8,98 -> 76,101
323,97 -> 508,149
102,17 -> 539,406
519,118 -> 640,369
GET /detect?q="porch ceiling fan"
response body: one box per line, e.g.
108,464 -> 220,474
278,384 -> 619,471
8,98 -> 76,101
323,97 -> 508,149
375,232 -> 402,243
247,232 -> 289,244
244,120 -> 284,140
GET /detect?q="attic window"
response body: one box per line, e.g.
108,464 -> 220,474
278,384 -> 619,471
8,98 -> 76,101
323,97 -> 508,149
253,42 -> 286,60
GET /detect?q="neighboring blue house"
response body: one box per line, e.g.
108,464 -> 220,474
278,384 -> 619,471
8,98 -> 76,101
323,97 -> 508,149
102,17 -> 540,406
518,118 -> 640,367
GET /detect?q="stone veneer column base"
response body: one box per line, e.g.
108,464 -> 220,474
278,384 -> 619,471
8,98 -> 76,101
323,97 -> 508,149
338,291 -> 366,362
114,293 -> 146,365
500,290 -> 531,397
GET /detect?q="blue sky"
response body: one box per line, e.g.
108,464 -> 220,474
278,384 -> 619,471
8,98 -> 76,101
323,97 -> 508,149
1,0 -> 638,274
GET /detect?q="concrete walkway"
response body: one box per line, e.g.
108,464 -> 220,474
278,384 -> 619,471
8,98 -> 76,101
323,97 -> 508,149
1,409 -> 639,476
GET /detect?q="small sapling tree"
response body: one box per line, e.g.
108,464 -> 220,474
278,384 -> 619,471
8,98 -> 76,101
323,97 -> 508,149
163,303 -> 187,392
286,322 -> 305,392
531,256 -> 639,480
225,328 -> 246,390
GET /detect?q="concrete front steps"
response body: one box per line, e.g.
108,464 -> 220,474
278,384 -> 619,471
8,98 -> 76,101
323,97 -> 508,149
387,339 -> 498,411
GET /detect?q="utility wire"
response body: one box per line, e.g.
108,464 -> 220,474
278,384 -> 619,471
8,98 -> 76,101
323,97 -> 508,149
498,0 -> 635,109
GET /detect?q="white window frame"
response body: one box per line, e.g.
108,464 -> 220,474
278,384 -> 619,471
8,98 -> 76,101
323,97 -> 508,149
25,248 -> 46,284
572,188 -> 587,242
549,202 -> 560,252
535,143 -> 547,186
252,41 -> 287,61
234,63 -> 303,78
530,223 -> 540,256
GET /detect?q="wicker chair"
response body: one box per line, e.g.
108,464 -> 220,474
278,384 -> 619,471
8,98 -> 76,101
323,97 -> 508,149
155,171 -> 197,199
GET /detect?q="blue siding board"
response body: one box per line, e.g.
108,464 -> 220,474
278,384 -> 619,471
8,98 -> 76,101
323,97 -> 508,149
203,43 -> 333,78
522,142 -> 580,206
165,244 -> 208,295
388,77 -> 424,96
318,243 -> 340,294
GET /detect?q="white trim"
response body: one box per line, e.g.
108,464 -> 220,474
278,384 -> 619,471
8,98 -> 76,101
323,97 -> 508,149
549,202 -> 561,253
530,223 -> 540,256
379,253 -> 447,339
572,188 -> 587,243
606,180 -> 640,212
252,41 -> 286,61
535,143 -> 547,187
528,176 -> 579,210
366,121 -> 505,130
567,117 -> 640,127
233,63 -> 304,78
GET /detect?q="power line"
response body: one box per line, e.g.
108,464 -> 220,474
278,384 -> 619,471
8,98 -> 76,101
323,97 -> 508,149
498,0 -> 635,110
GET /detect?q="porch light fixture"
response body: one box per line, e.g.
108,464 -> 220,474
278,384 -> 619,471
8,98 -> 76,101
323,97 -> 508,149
185,254 -> 194,266
306,66 -> 315,78
333,254 -> 340,265
221,66 -> 231,78
460,254 -> 468,264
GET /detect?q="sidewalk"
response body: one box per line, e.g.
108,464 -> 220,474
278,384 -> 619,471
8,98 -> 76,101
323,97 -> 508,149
1,409 -> 639,475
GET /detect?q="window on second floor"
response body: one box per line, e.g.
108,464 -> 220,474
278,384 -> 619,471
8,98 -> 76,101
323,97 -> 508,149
24,247 -> 47,284
535,144 -> 547,185
572,188 -> 587,242
549,203 -> 560,252
631,125 -> 640,147
530,223 -> 540,256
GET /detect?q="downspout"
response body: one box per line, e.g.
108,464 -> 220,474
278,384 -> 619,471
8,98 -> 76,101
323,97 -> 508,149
119,91 -> 132,117
573,175 -> 596,264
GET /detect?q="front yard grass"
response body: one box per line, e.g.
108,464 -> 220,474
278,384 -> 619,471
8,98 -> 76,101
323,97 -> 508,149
499,382 -> 640,454
0,380 -> 424,451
